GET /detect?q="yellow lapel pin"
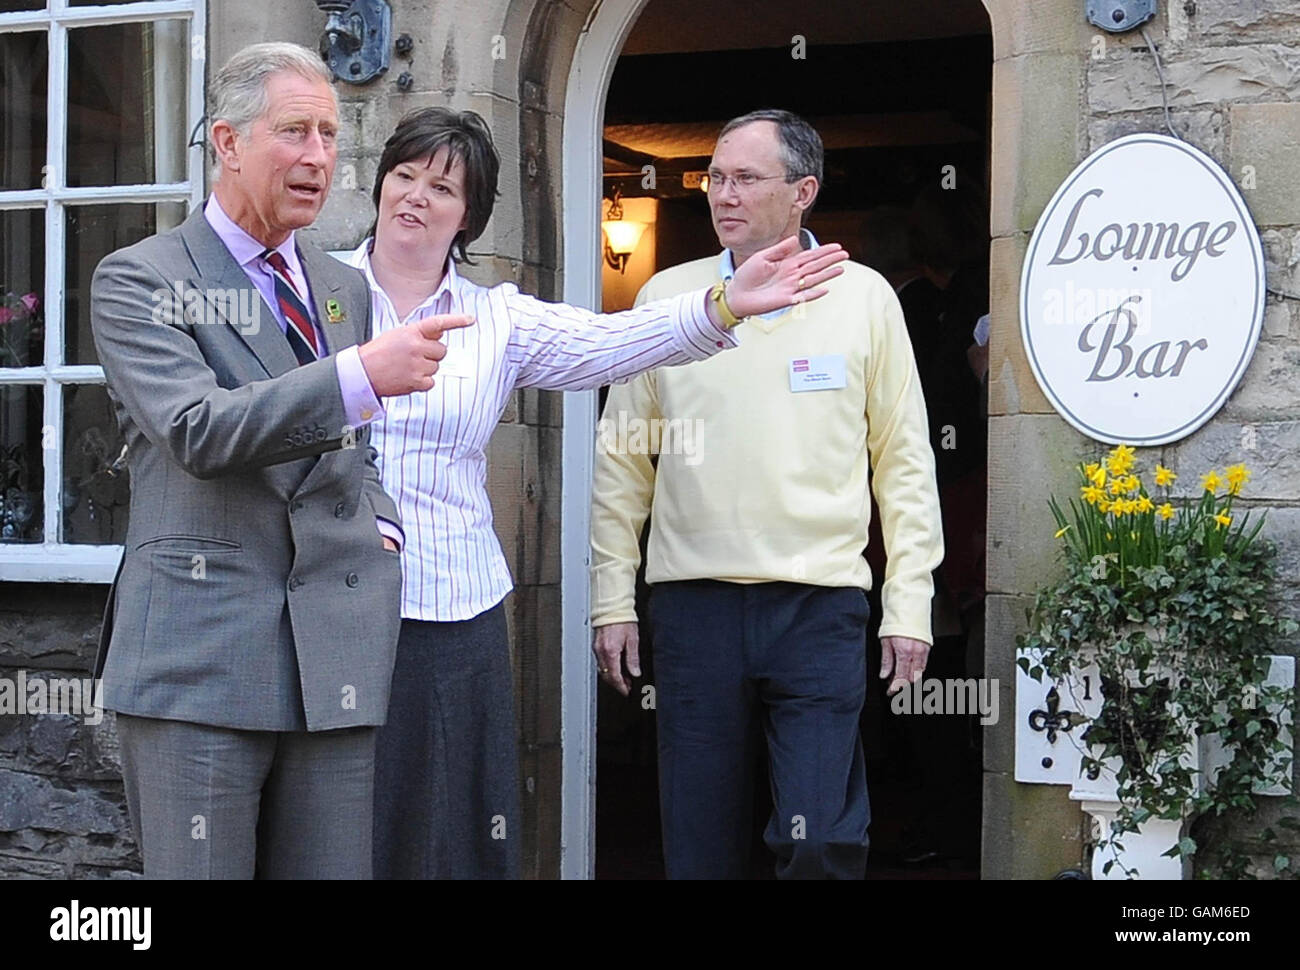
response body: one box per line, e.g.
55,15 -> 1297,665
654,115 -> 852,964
326,298 -> 345,324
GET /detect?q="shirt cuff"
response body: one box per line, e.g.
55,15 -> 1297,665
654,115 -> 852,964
336,345 -> 385,428
375,517 -> 404,551
667,288 -> 740,361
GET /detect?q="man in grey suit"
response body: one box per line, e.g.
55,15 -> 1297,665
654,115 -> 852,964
89,42 -> 470,878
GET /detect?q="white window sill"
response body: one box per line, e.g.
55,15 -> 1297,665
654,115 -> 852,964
0,545 -> 121,583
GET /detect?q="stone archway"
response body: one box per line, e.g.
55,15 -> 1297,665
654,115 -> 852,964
543,0 -> 1088,879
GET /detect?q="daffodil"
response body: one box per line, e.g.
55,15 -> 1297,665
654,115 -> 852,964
1106,444 -> 1137,476
1157,503 -> 1175,521
1136,495 -> 1154,514
1081,485 -> 1105,505
1225,463 -> 1251,495
1109,477 -> 1127,496
1088,465 -> 1106,488
1098,498 -> 1112,514
1123,474 -> 1141,495
1054,525 -> 1071,539
1154,465 -> 1176,488
1214,511 -> 1232,529
1201,470 -> 1223,494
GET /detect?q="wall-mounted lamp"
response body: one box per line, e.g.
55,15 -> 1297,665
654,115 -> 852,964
1085,0 -> 1155,33
602,187 -> 648,274
314,0 -> 391,83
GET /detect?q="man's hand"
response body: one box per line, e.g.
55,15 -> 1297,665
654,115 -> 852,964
880,635 -> 930,695
593,622 -> 641,696
723,235 -> 848,319
358,313 -> 475,397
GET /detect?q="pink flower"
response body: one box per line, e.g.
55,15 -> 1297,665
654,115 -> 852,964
19,292 -> 39,314
0,307 -> 12,325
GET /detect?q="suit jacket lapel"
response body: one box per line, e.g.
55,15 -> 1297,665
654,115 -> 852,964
178,206 -> 299,377
297,241 -> 361,355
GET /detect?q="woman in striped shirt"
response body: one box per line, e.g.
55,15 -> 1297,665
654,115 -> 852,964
347,106 -> 845,878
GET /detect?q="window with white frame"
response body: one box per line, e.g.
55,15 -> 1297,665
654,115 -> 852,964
0,0 -> 204,582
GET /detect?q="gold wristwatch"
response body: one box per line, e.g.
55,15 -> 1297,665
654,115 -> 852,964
707,280 -> 742,329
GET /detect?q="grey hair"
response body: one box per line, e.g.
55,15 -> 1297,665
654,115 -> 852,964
207,42 -> 334,159
718,108 -> 824,186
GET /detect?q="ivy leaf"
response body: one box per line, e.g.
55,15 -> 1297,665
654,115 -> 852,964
1275,855 -> 1290,872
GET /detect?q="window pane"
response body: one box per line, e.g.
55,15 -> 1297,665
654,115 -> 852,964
1,208 -> 45,368
68,0 -> 152,5
67,20 -> 189,187
63,383 -> 127,544
0,2 -> 46,13
64,201 -> 188,365
0,384 -> 42,543
0,30 -> 49,190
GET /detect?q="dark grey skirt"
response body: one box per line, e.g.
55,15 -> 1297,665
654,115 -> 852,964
373,603 -> 521,879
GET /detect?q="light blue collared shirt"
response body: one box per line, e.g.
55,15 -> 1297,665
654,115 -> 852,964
718,227 -> 819,321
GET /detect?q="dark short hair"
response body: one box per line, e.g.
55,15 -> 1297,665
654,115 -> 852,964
369,106 -> 500,264
717,109 -> 823,221
718,109 -> 823,183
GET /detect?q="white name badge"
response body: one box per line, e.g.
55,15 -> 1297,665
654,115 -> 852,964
788,354 -> 847,393
437,351 -> 473,379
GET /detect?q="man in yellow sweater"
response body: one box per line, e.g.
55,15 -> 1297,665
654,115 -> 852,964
589,110 -> 944,879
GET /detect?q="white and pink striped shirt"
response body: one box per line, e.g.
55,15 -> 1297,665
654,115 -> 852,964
342,240 -> 737,621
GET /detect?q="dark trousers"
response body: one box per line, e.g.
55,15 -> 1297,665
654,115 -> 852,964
115,714 -> 376,879
372,605 -> 521,879
650,580 -> 871,879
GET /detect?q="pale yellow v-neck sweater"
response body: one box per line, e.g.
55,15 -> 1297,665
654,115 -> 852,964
589,255 -> 944,644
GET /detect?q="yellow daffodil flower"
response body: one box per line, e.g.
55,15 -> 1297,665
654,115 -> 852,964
1109,477 -> 1127,496
1201,470 -> 1223,494
1136,495 -> 1154,513
1054,525 -> 1071,539
1225,463 -> 1251,495
1089,466 -> 1106,487
1154,465 -> 1176,487
1214,511 -> 1232,529
1098,498 -> 1112,514
1124,474 -> 1141,494
1106,443 -> 1137,476
1081,485 -> 1104,505
1157,502 -> 1175,520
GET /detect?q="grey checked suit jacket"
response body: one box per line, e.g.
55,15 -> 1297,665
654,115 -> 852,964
90,205 -> 403,732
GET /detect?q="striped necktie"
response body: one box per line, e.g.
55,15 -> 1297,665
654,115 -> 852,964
261,248 -> 318,365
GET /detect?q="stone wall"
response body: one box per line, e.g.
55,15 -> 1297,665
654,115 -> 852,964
983,0 -> 1300,878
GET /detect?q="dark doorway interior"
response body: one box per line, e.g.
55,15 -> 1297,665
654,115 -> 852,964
596,0 -> 992,880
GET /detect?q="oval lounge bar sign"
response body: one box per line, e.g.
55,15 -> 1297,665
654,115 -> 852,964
1020,133 -> 1265,445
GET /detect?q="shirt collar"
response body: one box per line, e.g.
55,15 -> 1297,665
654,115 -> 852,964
204,194 -> 302,276
349,237 -> 459,324
718,227 -> 819,320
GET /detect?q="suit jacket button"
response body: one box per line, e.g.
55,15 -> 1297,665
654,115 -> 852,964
345,572 -> 359,588
290,500 -> 303,513
289,577 -> 303,591
334,502 -> 346,517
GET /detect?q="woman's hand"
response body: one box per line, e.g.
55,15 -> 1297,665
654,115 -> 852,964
724,235 -> 848,319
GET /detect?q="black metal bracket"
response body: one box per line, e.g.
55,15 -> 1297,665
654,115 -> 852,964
315,0 -> 391,85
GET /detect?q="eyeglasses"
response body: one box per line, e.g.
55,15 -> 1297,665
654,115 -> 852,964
706,170 -> 795,194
